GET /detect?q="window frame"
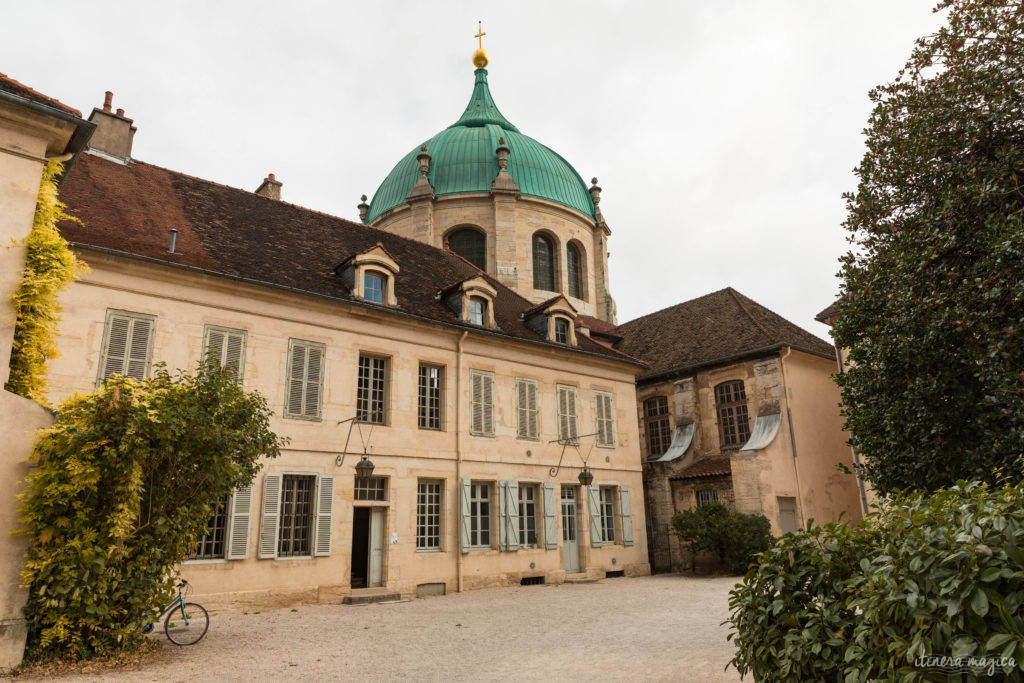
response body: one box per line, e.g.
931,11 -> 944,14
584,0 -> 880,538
362,270 -> 386,304
515,377 -> 540,441
356,353 -> 389,425
284,339 -> 326,421
277,473 -> 317,558
532,232 -> 556,292
696,489 -> 719,507
469,296 -> 487,326
643,396 -> 672,458
202,324 -> 247,379
554,318 -> 569,344
188,495 -> 230,561
416,479 -> 443,551
566,242 -> 584,300
556,384 -> 580,445
598,486 -> 617,544
715,380 -> 751,448
446,227 -> 487,271
594,390 -> 616,448
417,364 -> 444,431
469,369 -> 495,437
468,481 -> 492,549
96,309 -> 156,385
518,483 -> 539,549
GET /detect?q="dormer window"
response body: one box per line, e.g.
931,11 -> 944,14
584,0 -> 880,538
364,271 -> 385,304
334,243 -> 400,307
469,296 -> 487,326
554,318 -> 569,344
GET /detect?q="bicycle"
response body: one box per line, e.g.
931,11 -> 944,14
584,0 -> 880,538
141,579 -> 209,646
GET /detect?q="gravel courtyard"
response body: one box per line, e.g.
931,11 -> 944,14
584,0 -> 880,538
36,574 -> 742,682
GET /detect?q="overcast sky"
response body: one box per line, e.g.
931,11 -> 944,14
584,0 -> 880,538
3,1 -> 945,337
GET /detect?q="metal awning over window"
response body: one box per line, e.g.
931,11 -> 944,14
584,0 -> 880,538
652,422 -> 694,462
740,411 -> 782,451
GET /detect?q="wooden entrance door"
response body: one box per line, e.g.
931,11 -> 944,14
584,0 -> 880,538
367,507 -> 385,587
561,485 -> 580,573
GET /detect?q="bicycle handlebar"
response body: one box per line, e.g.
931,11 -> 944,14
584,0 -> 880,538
177,579 -> 188,589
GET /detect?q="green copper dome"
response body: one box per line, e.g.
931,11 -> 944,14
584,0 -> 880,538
365,69 -> 595,223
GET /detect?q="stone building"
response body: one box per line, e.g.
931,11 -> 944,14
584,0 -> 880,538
611,288 -> 864,573
35,60 -> 650,610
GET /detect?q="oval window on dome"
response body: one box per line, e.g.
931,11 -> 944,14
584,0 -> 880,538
533,234 -> 555,292
447,228 -> 486,271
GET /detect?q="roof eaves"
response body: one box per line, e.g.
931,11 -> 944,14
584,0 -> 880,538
636,341 -> 832,384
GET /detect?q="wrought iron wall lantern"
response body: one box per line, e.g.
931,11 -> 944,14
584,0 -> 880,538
578,465 -> 594,486
355,455 -> 375,478
334,416 -> 376,478
548,431 -> 600,484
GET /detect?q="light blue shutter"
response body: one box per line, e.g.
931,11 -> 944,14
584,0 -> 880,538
460,478 -> 471,553
314,476 -> 334,556
543,483 -> 558,549
258,474 -> 281,559
621,485 -> 634,547
587,484 -> 602,547
226,484 -> 253,560
505,481 -> 519,551
497,480 -> 509,551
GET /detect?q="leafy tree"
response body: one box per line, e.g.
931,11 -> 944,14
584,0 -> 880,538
671,502 -> 772,575
18,362 -> 284,661
833,0 -> 1024,493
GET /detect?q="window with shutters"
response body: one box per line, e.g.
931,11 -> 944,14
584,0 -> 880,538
356,354 -> 388,425
469,369 -> 495,437
697,489 -> 719,507
594,391 -> 615,447
447,228 -> 486,271
643,396 -> 672,458
284,339 -> 325,420
203,325 -> 247,379
97,309 -> 155,384
566,242 -> 584,299
532,233 -> 556,291
599,486 -> 617,544
515,378 -> 539,441
469,482 -> 491,548
417,364 -> 443,430
189,495 -> 229,560
278,474 -> 316,557
518,484 -> 538,548
556,384 -> 579,445
416,479 -> 442,551
715,380 -> 751,448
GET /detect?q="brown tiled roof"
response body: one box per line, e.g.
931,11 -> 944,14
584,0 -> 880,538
578,315 -> 622,340
0,72 -> 82,117
616,287 -> 835,380
815,300 -> 842,325
522,294 -> 576,319
56,153 -> 640,366
669,456 -> 732,481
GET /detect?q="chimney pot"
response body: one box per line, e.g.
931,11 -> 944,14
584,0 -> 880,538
116,108 -> 124,117
255,173 -> 282,200
103,91 -> 113,112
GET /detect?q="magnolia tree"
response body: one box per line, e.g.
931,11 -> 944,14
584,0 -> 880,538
18,364 -> 284,661
833,0 -> 1024,494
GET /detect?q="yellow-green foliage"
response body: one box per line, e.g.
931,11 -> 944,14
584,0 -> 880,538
5,159 -> 87,404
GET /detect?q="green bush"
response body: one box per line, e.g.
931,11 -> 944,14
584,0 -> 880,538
726,481 -> 1024,681
671,502 -> 773,575
18,362 -> 284,661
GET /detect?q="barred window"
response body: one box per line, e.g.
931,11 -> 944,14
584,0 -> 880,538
278,475 -> 315,557
447,228 -> 486,270
643,396 -> 672,458
599,487 -> 616,543
469,482 -> 491,548
190,495 -> 229,560
354,476 -> 387,502
417,480 -> 442,551
356,355 -> 387,424
518,484 -> 538,548
532,233 -> 555,291
418,365 -> 443,430
567,242 -> 583,299
715,380 -> 750,448
697,489 -> 719,507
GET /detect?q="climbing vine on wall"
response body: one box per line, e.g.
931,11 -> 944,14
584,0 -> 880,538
5,159 -> 87,404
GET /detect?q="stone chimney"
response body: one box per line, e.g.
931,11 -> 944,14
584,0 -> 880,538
86,91 -> 136,162
255,173 -> 282,200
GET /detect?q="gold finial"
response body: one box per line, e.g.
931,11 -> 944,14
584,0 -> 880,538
473,21 -> 489,68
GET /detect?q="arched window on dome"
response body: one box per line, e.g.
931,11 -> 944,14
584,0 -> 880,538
532,233 -> 555,292
567,242 -> 585,300
447,228 -> 486,271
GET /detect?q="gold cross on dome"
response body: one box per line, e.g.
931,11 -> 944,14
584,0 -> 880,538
475,22 -> 486,49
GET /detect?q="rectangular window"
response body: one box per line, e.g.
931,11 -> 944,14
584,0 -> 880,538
643,396 -> 673,458
363,272 -> 384,304
554,318 -> 569,344
697,489 -> 719,507
285,339 -> 325,420
469,370 -> 495,437
203,325 -> 247,379
354,475 -> 388,501
416,479 -> 442,551
469,297 -> 486,326
356,354 -> 387,424
594,391 -> 615,447
515,378 -> 539,440
715,380 -> 751,448
599,487 -> 616,544
518,484 -> 538,548
189,495 -> 229,560
469,482 -> 491,548
418,364 -> 443,430
97,309 -> 155,384
278,474 -> 316,557
556,384 -> 579,445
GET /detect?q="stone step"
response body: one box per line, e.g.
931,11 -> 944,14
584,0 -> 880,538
344,591 -> 402,605
564,574 -> 601,584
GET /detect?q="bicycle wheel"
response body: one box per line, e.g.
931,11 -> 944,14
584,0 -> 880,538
163,601 -> 209,646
